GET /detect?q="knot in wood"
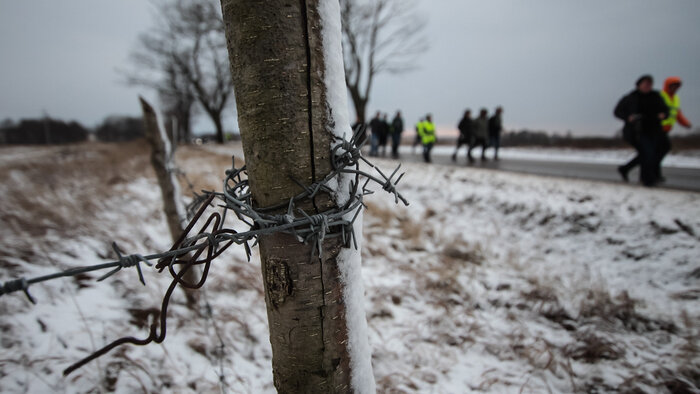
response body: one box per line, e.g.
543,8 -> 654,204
265,258 -> 292,309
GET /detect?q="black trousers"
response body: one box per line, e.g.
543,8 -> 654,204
422,142 -> 434,163
621,131 -> 669,184
468,137 -> 487,160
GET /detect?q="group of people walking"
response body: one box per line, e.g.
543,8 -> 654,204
615,75 -> 692,186
366,111 -> 404,159
354,76 -> 689,188
452,107 -> 503,163
360,108 -> 501,164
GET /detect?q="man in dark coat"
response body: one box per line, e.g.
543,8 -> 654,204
378,114 -> 390,157
390,111 -> 404,159
368,111 -> 382,156
452,109 -> 472,163
468,108 -> 489,163
488,106 -> 503,160
614,75 -> 669,186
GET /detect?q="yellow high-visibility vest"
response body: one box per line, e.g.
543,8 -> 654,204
420,121 -> 436,144
416,121 -> 424,136
660,90 -> 681,129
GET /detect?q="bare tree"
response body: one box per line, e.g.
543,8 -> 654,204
167,0 -> 233,144
340,0 -> 427,123
128,23 -> 197,143
127,0 -> 234,144
160,63 -> 197,144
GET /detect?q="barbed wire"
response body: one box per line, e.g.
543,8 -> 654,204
0,125 -> 409,377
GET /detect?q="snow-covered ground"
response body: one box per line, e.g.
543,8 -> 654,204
0,142 -> 698,393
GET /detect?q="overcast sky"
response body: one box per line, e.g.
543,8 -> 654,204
1,1 -> 699,136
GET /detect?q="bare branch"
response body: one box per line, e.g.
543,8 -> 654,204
124,0 -> 234,143
340,0 -> 427,123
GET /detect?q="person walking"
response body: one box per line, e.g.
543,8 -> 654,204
378,113 -> 390,157
657,76 -> 693,180
468,108 -> 489,163
368,111 -> 382,157
452,109 -> 473,163
419,114 -> 436,163
390,111 -> 404,159
413,117 -> 424,154
615,75 -> 669,186
488,106 -> 504,160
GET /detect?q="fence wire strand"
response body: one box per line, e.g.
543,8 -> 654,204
0,125 -> 408,377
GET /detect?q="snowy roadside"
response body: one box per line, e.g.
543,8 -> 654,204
363,158 -> 699,392
406,145 -> 700,169
0,143 -> 698,393
195,141 -> 700,169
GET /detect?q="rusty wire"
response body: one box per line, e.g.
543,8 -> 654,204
0,125 -> 409,376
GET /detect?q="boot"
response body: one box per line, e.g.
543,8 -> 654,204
617,165 -> 629,182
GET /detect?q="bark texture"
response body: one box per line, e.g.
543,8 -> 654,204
220,1 -> 353,392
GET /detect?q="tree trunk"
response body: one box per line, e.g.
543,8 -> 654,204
213,113 -> 225,144
180,109 -> 192,143
220,1 -> 371,392
348,86 -> 367,124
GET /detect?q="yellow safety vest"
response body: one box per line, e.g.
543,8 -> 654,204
660,90 -> 681,129
416,121 -> 424,136
420,121 -> 436,144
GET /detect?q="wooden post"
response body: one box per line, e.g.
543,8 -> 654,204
141,97 -> 187,242
140,97 -> 199,305
220,1 -> 371,392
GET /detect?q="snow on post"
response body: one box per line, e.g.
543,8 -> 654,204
320,1 -> 376,392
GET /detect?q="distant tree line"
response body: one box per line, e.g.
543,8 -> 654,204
0,118 -> 89,145
0,115 -> 143,145
0,114 -> 245,145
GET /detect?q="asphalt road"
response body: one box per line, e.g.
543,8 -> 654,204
393,149 -> 700,193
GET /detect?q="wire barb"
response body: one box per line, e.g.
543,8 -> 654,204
97,242 -> 152,285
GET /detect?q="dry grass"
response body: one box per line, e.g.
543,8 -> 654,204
0,141 -> 151,230
175,145 -> 245,192
564,330 -> 625,363
0,141 -> 155,269
441,238 -> 485,266
579,289 -> 676,333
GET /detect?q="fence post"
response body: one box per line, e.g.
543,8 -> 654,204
140,97 -> 198,305
220,1 -> 373,392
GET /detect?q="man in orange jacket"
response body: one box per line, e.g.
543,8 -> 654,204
657,76 -> 693,180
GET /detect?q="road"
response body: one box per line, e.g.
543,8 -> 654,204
392,149 -> 700,193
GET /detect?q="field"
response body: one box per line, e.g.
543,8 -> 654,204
0,141 -> 698,393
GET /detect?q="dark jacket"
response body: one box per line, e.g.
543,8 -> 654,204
378,120 -> 390,144
488,114 -> 502,137
472,116 -> 489,140
614,89 -> 668,144
369,117 -> 383,137
391,116 -> 404,135
457,116 -> 472,141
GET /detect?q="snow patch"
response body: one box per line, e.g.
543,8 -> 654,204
319,1 -> 376,392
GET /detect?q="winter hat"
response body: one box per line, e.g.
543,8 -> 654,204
636,74 -> 653,87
